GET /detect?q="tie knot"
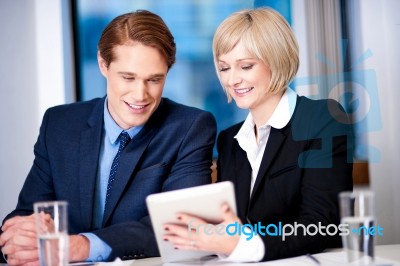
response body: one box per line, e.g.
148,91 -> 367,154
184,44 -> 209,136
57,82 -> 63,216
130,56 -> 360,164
118,131 -> 131,150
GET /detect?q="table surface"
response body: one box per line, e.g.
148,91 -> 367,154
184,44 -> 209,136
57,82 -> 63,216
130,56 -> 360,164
102,244 -> 400,266
1,244 -> 399,265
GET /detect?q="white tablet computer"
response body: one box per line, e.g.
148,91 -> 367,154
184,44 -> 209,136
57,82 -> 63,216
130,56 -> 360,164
146,181 -> 237,263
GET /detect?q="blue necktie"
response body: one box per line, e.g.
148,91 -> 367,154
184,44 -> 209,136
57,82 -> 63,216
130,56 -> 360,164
105,131 -> 131,208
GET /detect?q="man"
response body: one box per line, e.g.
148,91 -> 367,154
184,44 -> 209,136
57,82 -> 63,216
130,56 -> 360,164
0,10 -> 216,265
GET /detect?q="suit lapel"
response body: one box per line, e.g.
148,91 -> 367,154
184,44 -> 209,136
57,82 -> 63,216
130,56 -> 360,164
102,99 -> 167,225
250,126 -> 288,202
233,142 -> 252,222
102,126 -> 157,225
79,98 -> 104,230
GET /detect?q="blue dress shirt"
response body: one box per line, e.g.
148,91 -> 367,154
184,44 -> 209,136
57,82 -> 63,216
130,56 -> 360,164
82,98 -> 143,261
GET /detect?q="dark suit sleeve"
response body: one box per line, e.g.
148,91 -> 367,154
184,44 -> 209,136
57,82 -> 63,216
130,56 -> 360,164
93,111 -> 217,260
0,249 -> 6,263
93,216 -> 159,260
162,111 -> 217,190
1,110 -> 57,262
2,109 -> 54,222
260,100 -> 354,260
2,104 -> 217,261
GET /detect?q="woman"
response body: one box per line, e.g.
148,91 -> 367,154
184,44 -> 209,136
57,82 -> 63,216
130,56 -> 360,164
164,8 -> 353,262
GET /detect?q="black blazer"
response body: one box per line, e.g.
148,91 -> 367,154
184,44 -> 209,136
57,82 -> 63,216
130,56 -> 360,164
217,95 -> 353,261
2,97 -> 216,261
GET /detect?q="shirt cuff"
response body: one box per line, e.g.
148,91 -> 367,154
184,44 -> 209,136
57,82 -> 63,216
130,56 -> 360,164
80,233 -> 112,262
218,229 -> 265,262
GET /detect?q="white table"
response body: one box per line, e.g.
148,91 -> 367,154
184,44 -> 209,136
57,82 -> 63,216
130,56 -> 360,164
97,244 -> 400,266
374,244 -> 400,262
1,244 -> 399,265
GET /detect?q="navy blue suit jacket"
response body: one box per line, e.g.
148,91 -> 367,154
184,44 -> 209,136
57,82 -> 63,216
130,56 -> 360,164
217,96 -> 353,261
3,97 -> 216,260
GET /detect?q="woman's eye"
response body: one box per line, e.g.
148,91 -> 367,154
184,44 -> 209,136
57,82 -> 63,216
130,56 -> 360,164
242,65 -> 254,70
219,67 -> 230,72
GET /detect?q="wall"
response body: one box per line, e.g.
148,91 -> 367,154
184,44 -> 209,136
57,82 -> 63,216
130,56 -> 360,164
355,0 -> 400,244
292,0 -> 400,244
0,0 -> 73,222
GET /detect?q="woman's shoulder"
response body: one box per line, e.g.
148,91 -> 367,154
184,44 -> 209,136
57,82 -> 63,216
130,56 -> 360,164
220,121 -> 243,136
216,121 -> 243,145
295,96 -> 348,121
297,95 -> 342,110
292,96 -> 351,138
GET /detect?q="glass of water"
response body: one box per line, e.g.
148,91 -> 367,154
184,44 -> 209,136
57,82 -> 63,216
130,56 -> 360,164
339,191 -> 375,265
34,201 -> 69,266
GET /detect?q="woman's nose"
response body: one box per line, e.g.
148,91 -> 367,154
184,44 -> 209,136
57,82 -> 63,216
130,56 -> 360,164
227,69 -> 242,86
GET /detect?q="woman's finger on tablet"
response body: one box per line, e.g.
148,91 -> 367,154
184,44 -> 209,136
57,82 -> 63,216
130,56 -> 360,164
176,213 -> 209,227
220,204 -> 241,224
163,223 -> 192,238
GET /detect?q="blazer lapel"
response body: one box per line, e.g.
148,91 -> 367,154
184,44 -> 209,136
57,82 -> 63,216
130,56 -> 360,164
233,143 -> 252,222
102,126 -> 157,225
250,126 -> 288,202
102,100 -> 167,225
79,98 -> 104,230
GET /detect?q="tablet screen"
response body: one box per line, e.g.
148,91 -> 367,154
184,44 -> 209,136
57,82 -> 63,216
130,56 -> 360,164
146,181 -> 237,263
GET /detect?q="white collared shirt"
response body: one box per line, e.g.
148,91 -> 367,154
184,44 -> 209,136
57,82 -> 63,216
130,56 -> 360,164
222,88 -> 297,262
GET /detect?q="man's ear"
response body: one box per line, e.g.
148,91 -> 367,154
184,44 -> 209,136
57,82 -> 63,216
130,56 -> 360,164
97,51 -> 108,77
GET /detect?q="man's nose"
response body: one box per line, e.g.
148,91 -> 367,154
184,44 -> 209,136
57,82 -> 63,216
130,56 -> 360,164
131,81 -> 147,100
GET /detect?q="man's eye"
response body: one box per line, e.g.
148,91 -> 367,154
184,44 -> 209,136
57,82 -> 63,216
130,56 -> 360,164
149,79 -> 161,83
123,76 -> 135,81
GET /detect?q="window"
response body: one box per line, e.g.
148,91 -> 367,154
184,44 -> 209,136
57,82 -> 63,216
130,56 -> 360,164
72,1 -> 256,136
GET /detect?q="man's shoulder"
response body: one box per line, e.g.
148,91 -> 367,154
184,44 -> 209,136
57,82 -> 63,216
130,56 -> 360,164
162,98 -> 210,116
161,98 -> 216,124
43,97 -> 104,127
47,97 -> 103,114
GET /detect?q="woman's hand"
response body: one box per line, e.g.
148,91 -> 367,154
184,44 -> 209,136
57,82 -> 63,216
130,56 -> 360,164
163,204 -> 241,256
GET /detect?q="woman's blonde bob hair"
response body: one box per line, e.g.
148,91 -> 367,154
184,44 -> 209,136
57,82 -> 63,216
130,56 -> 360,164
212,8 -> 299,102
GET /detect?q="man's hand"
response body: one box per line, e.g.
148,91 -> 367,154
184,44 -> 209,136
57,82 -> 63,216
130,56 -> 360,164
0,214 -> 39,266
69,235 -> 90,262
1,215 -> 89,265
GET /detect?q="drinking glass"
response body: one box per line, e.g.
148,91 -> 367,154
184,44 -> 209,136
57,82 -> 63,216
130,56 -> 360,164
34,201 -> 69,266
339,191 -> 375,265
